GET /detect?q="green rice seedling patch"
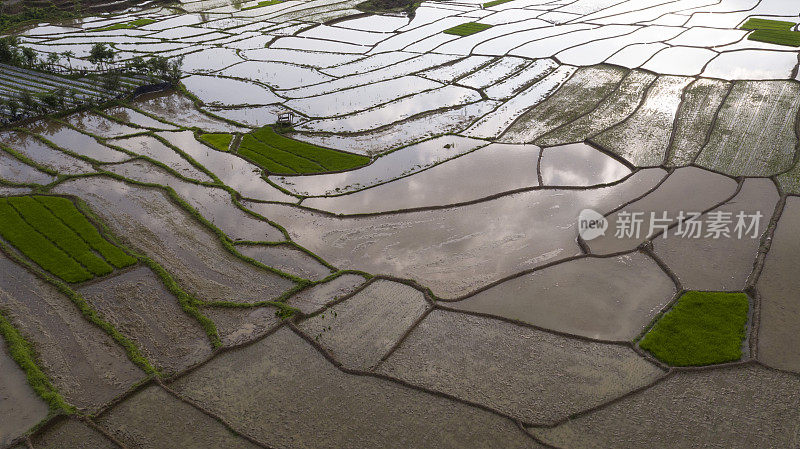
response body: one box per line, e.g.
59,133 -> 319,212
0,199 -> 91,283
93,18 -> 157,31
639,291 -> 749,366
251,126 -> 369,171
483,0 -> 514,7
747,29 -> 800,47
209,126 -> 369,174
740,18 -> 796,31
443,22 -> 493,36
199,133 -> 233,152
35,196 -> 137,269
8,196 -> 113,277
0,196 -> 135,283
239,135 -> 302,174
242,0 -> 284,11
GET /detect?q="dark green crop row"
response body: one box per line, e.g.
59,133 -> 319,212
739,18 -> 800,47
242,0 -> 284,10
0,196 -> 135,283
36,196 -> 137,269
443,22 -> 493,36
198,133 -> 233,152
10,196 -> 113,277
740,18 -> 796,31
203,126 -> 369,175
0,199 -> 91,282
92,18 -> 157,32
747,29 -> 800,47
639,291 -> 749,366
483,0 -> 514,8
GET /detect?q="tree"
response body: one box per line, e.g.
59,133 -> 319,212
68,89 -> 80,106
102,73 -> 121,94
61,50 -> 74,71
19,91 -> 35,112
0,36 -> 20,64
6,99 -> 19,118
147,55 -> 169,77
53,87 -> 67,108
21,47 -> 37,67
143,56 -> 182,83
126,55 -> 146,73
166,57 -> 183,84
46,52 -> 60,70
88,43 -> 115,71
40,91 -> 59,110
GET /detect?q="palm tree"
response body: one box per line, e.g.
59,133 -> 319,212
53,88 -> 67,108
46,52 -> 60,71
40,91 -> 60,110
102,73 -> 121,94
0,36 -> 20,64
89,43 -> 115,71
61,50 -> 74,71
19,91 -> 36,112
166,57 -> 183,84
6,99 -> 19,118
21,47 -> 37,67
68,89 -> 80,106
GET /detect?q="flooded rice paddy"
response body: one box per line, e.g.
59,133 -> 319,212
1,0 -> 800,447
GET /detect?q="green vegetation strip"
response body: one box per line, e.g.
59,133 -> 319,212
0,198 -> 91,282
0,196 -> 135,283
0,6 -> 76,33
141,256 -> 223,349
71,196 -> 223,349
93,18 -> 157,32
198,133 -> 233,152
747,29 -> 800,47
639,291 -> 749,367
36,196 -> 137,269
740,18 -> 796,31
9,197 -> 113,277
242,0 -> 284,11
203,300 -> 301,320
0,311 -> 73,413
0,237 -> 156,376
1,146 -> 58,176
483,0 -> 514,7
210,126 -> 369,175
443,22 -> 493,36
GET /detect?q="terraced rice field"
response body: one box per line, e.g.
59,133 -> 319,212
1,0 -> 800,447
0,195 -> 135,282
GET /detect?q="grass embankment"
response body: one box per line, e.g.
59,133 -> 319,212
639,291 -> 749,366
0,311 -> 73,413
443,22 -> 493,36
740,18 -> 800,47
200,126 -> 369,175
199,133 -> 233,152
93,18 -> 157,31
242,0 -> 284,11
0,196 -> 136,283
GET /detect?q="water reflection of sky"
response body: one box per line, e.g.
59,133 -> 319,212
251,169 -> 667,298
540,143 -> 630,187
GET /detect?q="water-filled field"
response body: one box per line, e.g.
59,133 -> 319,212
1,0 -> 800,447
